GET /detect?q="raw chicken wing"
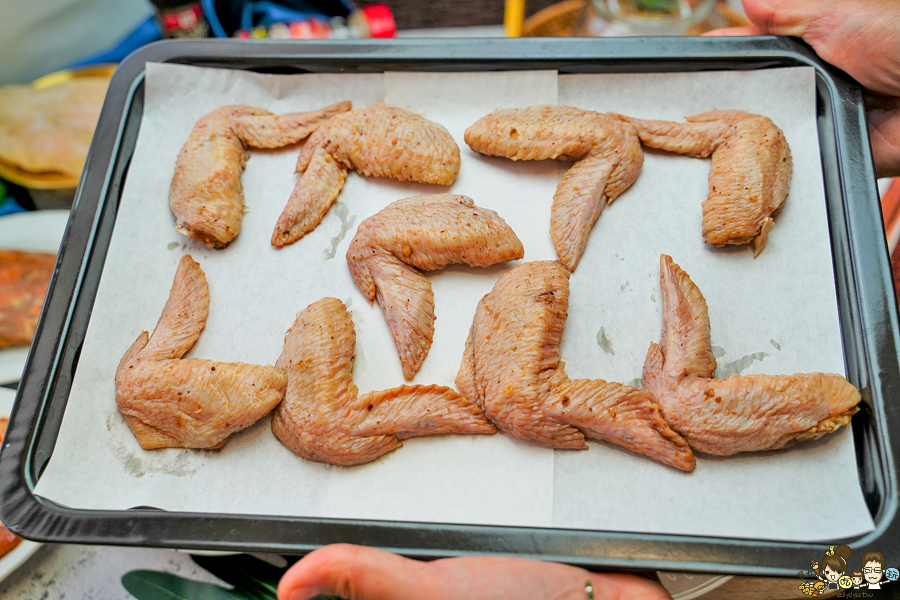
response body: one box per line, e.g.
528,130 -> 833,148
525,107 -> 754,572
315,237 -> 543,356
641,255 -> 860,455
457,261 -> 695,471
465,105 -> 643,271
170,102 -> 350,248
272,298 -> 495,466
272,103 -> 461,247
116,255 -> 286,449
347,194 -> 524,380
620,111 -> 791,256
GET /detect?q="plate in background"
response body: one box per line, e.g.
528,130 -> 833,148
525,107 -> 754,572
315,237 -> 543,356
0,211 -> 69,385
0,64 -> 115,191
0,388 -> 41,582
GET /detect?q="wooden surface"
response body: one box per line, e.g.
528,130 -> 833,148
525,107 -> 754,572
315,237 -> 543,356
699,576 -> 838,599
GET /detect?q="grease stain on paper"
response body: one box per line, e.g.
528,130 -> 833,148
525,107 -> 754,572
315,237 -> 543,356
323,202 -> 357,260
596,327 -> 615,356
771,339 -> 782,351
627,378 -> 642,390
716,352 -> 769,378
107,414 -> 197,478
166,241 -> 179,251
711,346 -> 726,358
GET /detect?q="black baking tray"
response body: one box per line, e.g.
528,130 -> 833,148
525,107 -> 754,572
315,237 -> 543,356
1,37 -> 897,576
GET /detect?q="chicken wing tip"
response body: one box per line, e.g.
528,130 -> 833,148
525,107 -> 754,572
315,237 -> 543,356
178,253 -> 201,269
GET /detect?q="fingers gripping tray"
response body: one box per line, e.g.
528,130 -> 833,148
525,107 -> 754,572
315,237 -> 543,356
0,37 -> 897,575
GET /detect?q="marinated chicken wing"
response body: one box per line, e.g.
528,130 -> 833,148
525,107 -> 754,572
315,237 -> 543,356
641,255 -> 860,456
457,261 -> 695,471
272,103 -> 461,247
619,111 -> 791,256
464,106 -> 643,271
272,298 -> 495,466
116,255 -> 286,449
170,102 -> 350,249
347,194 -> 524,380
0,250 -> 55,347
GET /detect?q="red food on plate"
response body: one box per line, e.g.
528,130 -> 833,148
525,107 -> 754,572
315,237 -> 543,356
0,250 -> 56,348
0,418 -> 22,557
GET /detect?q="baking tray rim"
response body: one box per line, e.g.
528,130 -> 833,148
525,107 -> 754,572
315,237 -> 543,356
1,36 -> 897,575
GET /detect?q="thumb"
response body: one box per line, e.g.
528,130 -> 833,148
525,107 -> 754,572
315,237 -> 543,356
701,26 -> 766,36
740,0 -> 817,37
277,544 -> 672,600
277,544 -> 437,600
737,0 -> 900,97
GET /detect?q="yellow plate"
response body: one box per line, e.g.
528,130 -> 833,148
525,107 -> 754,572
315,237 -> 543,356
0,64 -> 116,190
0,159 -> 80,190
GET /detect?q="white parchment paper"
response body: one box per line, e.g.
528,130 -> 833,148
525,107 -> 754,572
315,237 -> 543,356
34,63 -> 874,542
552,70 -> 872,540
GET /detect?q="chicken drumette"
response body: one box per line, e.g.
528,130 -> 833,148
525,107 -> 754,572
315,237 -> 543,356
272,103 -> 461,247
465,106 -> 643,271
642,255 -> 859,455
170,102 -> 350,249
457,260 -> 696,472
272,297 -> 495,466
116,255 -> 286,449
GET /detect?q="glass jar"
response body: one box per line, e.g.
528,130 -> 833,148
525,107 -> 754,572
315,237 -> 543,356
590,0 -> 716,35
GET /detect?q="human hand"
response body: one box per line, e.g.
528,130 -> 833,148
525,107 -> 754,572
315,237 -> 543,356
277,543 -> 672,600
705,0 -> 900,177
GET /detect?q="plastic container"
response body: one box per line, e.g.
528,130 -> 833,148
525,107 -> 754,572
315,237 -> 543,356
233,4 -> 395,39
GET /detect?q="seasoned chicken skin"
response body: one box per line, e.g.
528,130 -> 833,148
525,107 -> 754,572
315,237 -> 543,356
116,256 -> 286,449
619,111 -> 791,256
170,102 -> 351,249
272,103 -> 461,247
642,255 -> 860,456
347,194 -> 524,380
464,106 -> 643,271
457,261 -> 695,471
272,298 -> 495,466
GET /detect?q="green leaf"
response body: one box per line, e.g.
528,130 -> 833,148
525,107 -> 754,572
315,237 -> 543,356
192,554 -> 282,599
121,570 -> 251,600
123,557 -> 346,600
633,0 -> 679,12
190,554 -> 342,600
